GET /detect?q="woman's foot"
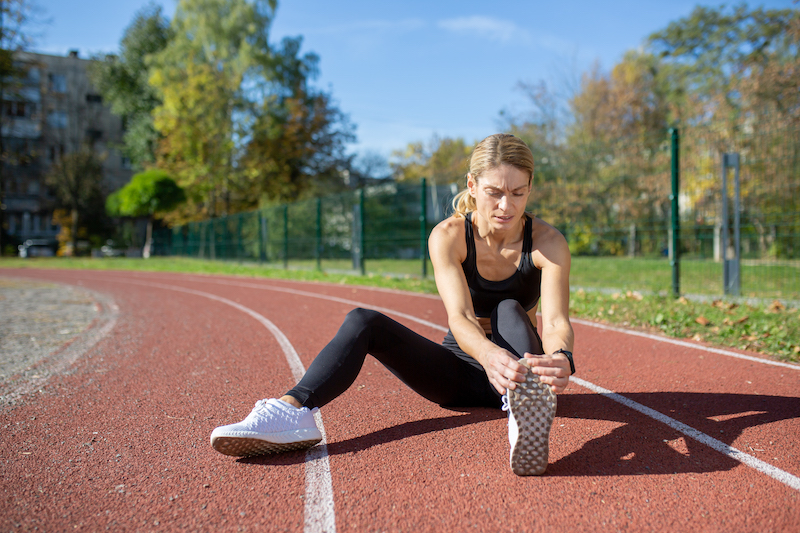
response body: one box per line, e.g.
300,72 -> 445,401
210,398 -> 322,457
504,360 -> 557,475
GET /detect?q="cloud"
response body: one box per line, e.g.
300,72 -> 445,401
437,16 -> 529,44
312,18 -> 426,36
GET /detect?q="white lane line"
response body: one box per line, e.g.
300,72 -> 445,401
571,318 -> 800,371
158,277 -> 800,493
571,377 -> 800,491
107,278 -> 336,533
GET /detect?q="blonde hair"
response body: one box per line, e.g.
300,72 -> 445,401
451,133 -> 535,219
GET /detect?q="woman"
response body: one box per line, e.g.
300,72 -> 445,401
210,133 -> 574,476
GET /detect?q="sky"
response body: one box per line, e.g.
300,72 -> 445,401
32,0 -> 797,161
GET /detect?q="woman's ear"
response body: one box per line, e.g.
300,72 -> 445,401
467,174 -> 477,198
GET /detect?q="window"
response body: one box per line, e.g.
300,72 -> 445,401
86,128 -> 103,142
86,93 -> 103,104
3,100 -> 30,117
27,67 -> 40,84
47,110 -> 68,129
49,144 -> 65,162
48,73 -> 67,93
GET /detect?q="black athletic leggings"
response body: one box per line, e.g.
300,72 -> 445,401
286,299 -> 544,410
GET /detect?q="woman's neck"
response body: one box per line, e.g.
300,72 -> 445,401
472,212 -> 526,250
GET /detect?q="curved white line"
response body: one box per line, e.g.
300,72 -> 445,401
106,278 -> 336,533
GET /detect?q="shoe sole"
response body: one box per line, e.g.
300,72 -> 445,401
507,360 -> 557,476
211,435 -> 322,457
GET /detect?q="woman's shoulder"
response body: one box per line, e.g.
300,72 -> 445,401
429,215 -> 468,260
528,214 -> 569,262
529,214 -> 565,243
431,215 -> 466,239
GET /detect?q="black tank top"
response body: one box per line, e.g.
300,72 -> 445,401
461,212 -> 542,317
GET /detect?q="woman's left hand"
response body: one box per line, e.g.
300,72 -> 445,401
523,353 -> 571,393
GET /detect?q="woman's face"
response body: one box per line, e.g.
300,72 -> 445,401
468,164 -> 531,232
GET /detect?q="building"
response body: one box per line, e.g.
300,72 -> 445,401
1,50 -> 132,254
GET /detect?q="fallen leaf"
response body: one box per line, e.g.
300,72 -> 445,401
767,300 -> 786,313
695,316 -> 711,326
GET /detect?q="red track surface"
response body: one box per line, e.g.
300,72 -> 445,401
1,268 -> 799,532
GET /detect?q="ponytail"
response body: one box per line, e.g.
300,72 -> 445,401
451,188 -> 476,219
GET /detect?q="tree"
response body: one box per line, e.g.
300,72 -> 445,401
106,169 -> 185,258
648,4 -> 798,124
88,4 -> 172,169
390,135 -> 472,184
45,148 -> 104,255
150,0 -> 275,218
150,0 -> 354,219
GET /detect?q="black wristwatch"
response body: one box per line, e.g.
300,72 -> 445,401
553,348 -> 575,375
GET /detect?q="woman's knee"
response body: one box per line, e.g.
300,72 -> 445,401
344,307 -> 383,330
494,299 -> 527,322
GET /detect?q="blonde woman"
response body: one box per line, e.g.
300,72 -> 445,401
210,134 -> 574,476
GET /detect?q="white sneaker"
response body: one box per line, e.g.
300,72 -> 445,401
210,399 -> 322,457
503,360 -> 557,476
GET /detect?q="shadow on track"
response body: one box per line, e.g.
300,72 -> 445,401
547,392 -> 800,477
238,408 -> 504,466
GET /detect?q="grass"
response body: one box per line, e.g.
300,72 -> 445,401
1,255 -> 798,363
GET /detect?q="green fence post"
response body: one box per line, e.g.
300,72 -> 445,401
210,219 -> 216,261
259,210 -> 266,263
670,127 -> 681,298
359,188 -> 366,276
420,177 -> 428,278
283,204 -> 289,269
316,197 -> 322,270
236,214 -> 243,260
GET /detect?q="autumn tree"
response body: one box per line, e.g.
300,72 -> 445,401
148,0 -> 353,220
242,36 -> 354,203
390,135 -> 472,184
648,5 -> 800,257
45,148 -> 104,255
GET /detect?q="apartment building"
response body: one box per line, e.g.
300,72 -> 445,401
1,49 -> 132,254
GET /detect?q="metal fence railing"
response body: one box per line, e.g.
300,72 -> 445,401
155,114 -> 799,300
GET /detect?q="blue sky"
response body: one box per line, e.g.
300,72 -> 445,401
33,0 -> 796,159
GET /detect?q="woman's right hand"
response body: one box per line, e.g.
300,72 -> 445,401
483,346 -> 529,395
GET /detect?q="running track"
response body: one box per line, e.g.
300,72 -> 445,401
1,268 -> 799,532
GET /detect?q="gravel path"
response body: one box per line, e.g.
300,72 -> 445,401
0,276 -> 104,406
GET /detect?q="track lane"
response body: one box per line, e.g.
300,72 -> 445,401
1,271 -> 311,531
2,268 -> 799,532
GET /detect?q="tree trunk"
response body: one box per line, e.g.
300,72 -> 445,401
143,218 -> 153,259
